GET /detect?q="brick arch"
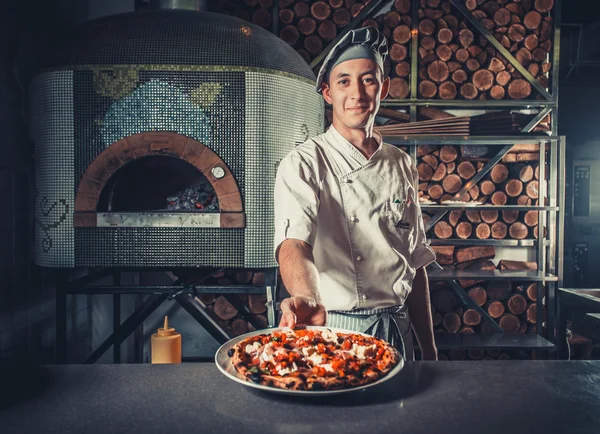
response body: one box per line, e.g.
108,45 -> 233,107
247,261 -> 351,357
74,132 -> 244,226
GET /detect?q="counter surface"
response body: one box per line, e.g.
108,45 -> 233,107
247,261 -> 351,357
1,361 -> 599,434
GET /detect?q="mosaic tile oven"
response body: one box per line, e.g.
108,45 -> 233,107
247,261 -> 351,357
30,9 -> 324,268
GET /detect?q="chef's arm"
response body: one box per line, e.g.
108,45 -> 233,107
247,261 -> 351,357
277,239 -> 327,327
406,266 -> 438,360
278,239 -> 321,302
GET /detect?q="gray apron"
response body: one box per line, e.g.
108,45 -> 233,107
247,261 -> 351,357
327,304 -> 414,361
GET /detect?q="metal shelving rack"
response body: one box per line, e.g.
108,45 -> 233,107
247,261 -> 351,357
289,0 -> 564,355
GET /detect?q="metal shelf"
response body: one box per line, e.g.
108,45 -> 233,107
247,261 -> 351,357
380,99 -> 557,108
383,135 -> 557,145
427,269 -> 558,282
430,239 -> 537,247
434,333 -> 556,351
421,205 -> 558,211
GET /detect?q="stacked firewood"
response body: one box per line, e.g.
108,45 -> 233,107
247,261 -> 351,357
417,143 -> 543,203
279,0 -> 374,64
177,270 -> 270,336
416,0 -> 554,100
429,247 -> 545,334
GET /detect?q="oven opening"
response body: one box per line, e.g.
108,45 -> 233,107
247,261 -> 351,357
97,155 -> 219,213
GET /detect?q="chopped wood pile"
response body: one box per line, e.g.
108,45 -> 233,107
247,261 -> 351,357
174,270 -> 270,336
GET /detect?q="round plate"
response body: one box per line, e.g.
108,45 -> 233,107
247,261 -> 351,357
214,326 -> 404,396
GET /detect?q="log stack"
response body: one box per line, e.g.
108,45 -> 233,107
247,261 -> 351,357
415,0 -> 554,100
176,270 -> 270,336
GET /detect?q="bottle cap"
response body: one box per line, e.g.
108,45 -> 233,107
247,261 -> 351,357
158,316 -> 177,336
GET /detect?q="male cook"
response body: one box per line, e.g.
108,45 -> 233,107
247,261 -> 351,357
273,26 -> 438,361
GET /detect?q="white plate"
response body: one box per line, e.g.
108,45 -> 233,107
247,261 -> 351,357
214,326 -> 404,396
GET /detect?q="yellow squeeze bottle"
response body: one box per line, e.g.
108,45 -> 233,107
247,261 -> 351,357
151,316 -> 182,364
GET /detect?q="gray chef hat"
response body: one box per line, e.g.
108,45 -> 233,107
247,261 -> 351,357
316,26 -> 388,94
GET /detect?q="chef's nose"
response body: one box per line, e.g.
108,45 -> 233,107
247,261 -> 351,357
349,80 -> 366,99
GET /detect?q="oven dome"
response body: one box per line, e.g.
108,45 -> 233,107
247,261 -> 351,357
46,9 -> 315,81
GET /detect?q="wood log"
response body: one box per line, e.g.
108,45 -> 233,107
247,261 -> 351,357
509,222 -> 529,239
452,69 -> 468,84
279,8 -> 294,24
516,48 -> 533,67
439,81 -> 458,99
489,57 -> 506,73
417,145 -> 437,157
496,70 -> 512,86
442,174 -> 462,194
443,210 -> 460,227
508,79 -> 532,99
505,179 -> 523,197
466,58 -> 480,71
417,162 -> 434,181
393,25 -> 412,44
455,246 -> 495,263
383,10 -> 401,28
214,296 -> 238,320
455,48 -> 470,63
252,272 -> 265,286
524,34 -> 539,51
463,309 -> 481,326
524,10 -> 542,30
526,180 -> 539,199
431,163 -> 447,182
419,18 -> 436,36
460,83 -> 478,99
494,8 -> 511,26
390,44 -> 408,62
468,286 -> 487,306
428,184 -> 444,200
456,161 -> 475,180
304,35 -> 323,55
231,318 -> 249,336
248,294 -> 268,314
298,17 -> 317,35
480,180 -> 496,196
389,77 -> 410,99
487,281 -> 511,301
432,312 -> 443,327
395,61 -> 411,77
437,28 -> 454,45
319,21 -> 337,40
443,312 -> 461,333
519,165 -> 534,182
456,221 -> 473,239
422,154 -> 438,169
431,287 -> 459,313
329,0 -> 344,7
333,8 -> 352,27
419,80 -> 438,98
198,293 -> 215,305
517,195 -> 532,205
294,1 -> 309,17
445,162 -> 456,175
499,313 -> 521,333
532,47 -> 547,62
428,60 -> 450,82
526,303 -> 542,324
524,210 -> 539,227
459,28 -> 474,47
489,84 -> 506,99
535,0 -> 554,13
439,146 -> 458,163
280,25 -> 300,45
491,191 -> 508,205
488,301 -> 505,318
434,221 -> 453,239
490,164 -> 509,183
431,246 -> 455,265
469,185 -> 480,200
465,0 -> 477,10
526,283 -> 538,302
394,0 -> 411,14
473,222 -> 490,239
480,211 -> 498,225
498,260 -> 538,271
508,23 -> 526,42
502,210 -> 519,224
421,35 -> 436,51
491,221 -> 507,239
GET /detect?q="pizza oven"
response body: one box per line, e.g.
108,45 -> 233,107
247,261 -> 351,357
30,7 -> 324,268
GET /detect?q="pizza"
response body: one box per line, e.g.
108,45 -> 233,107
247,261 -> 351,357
227,328 -> 400,391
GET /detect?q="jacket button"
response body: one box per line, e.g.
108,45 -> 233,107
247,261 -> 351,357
356,255 -> 363,261
351,216 -> 358,223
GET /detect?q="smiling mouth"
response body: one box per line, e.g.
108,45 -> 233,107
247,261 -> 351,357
347,107 -> 368,111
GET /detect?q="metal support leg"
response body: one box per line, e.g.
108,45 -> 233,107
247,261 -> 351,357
55,270 -> 68,364
556,295 -> 568,359
113,271 -> 121,363
265,268 -> 278,328
175,294 -> 231,344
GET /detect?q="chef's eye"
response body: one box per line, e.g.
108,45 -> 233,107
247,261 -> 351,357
364,77 -> 375,84
338,79 -> 348,85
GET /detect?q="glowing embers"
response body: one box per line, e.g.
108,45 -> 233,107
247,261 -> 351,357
97,155 -> 219,213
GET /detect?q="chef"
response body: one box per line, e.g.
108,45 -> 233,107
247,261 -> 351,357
273,26 -> 438,361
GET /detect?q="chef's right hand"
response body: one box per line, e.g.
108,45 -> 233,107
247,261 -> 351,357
279,296 -> 327,329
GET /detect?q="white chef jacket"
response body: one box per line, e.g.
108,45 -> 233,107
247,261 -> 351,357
274,125 -> 436,312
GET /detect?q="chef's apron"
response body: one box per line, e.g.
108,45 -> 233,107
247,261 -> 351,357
327,305 -> 414,361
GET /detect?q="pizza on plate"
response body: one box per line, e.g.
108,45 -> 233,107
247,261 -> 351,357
227,328 -> 399,391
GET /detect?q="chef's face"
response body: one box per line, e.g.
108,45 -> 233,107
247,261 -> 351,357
321,58 -> 389,131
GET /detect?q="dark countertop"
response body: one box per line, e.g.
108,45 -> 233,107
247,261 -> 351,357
1,361 -> 599,434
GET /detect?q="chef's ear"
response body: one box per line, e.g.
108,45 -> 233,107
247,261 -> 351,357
321,82 -> 333,105
380,76 -> 390,100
